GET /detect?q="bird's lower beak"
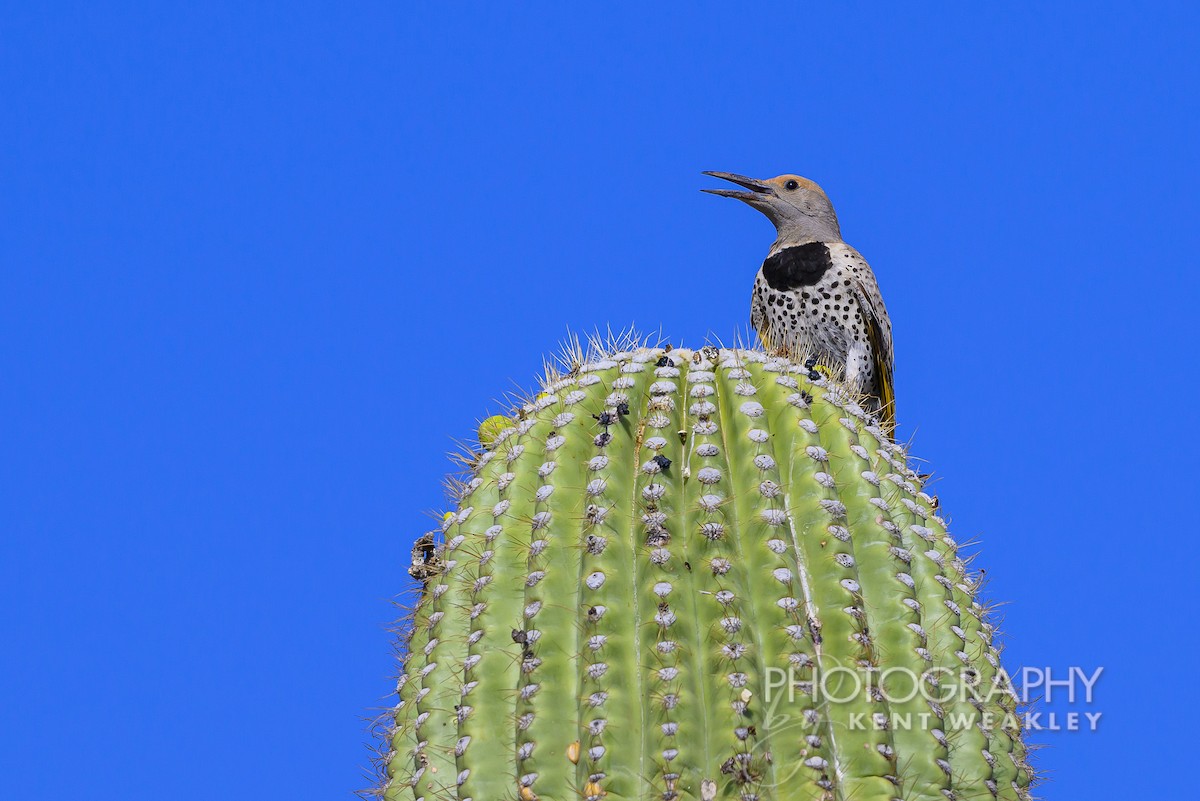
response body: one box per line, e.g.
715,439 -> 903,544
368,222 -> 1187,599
701,171 -> 776,201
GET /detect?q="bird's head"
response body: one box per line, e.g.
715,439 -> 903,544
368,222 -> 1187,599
702,171 -> 842,246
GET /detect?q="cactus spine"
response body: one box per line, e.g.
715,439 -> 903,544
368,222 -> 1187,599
384,345 -> 1032,801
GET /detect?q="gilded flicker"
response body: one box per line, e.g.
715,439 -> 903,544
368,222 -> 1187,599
703,171 -> 895,428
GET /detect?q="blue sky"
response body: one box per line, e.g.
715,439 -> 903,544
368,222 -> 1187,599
2,3 -> 1197,799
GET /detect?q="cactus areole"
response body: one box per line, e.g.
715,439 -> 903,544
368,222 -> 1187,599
383,345 -> 1032,801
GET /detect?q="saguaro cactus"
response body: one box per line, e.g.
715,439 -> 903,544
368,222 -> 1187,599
381,344 -> 1032,801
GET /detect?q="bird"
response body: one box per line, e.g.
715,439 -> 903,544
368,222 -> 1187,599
702,171 -> 895,429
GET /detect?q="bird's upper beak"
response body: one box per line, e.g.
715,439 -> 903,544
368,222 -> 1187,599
701,171 -> 776,202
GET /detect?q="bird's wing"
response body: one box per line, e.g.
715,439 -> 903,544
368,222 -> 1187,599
862,294 -> 895,430
838,245 -> 895,429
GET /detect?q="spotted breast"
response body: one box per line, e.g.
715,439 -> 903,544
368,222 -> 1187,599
751,241 -> 893,419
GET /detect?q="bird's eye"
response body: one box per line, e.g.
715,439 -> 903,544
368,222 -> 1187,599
784,180 -> 799,191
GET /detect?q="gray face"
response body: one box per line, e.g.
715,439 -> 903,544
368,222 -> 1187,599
703,171 -> 843,246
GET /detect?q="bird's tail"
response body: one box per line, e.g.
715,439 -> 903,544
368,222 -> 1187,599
872,348 -> 896,435
877,383 -> 896,435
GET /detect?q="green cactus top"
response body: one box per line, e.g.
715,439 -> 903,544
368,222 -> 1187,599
381,345 -> 1032,801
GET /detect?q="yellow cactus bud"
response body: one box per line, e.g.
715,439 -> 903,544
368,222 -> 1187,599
477,415 -> 510,449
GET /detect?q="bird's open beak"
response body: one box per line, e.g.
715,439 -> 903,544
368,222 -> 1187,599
701,171 -> 776,201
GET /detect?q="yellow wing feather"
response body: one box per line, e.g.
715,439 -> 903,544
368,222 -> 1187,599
865,312 -> 895,431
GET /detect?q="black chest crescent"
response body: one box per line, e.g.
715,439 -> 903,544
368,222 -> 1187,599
761,242 -> 832,291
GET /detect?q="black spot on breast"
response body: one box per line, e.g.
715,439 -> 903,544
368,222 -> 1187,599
761,243 -> 832,291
